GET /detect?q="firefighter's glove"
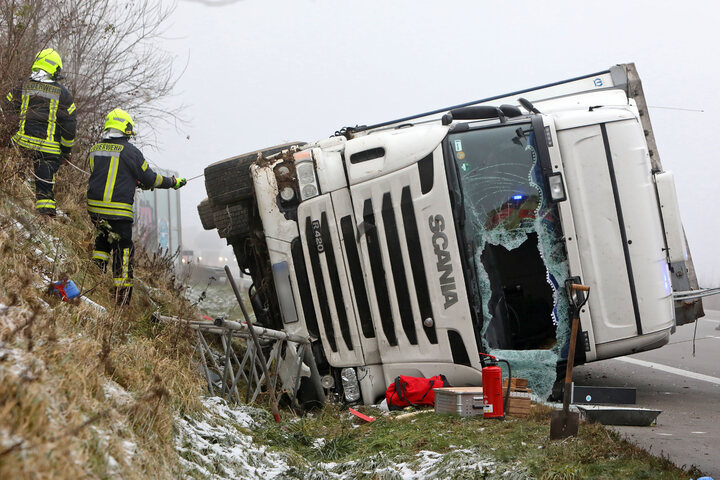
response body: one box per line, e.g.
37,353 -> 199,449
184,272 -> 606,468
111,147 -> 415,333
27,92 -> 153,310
173,177 -> 187,190
62,152 -> 72,166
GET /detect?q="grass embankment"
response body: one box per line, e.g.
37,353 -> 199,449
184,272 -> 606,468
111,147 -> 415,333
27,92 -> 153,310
0,148 -> 204,478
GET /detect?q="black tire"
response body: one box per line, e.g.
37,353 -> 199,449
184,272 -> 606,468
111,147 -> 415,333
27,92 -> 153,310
295,377 -> 325,411
213,201 -> 252,238
204,141 -> 306,206
197,197 -> 215,230
228,236 -> 250,272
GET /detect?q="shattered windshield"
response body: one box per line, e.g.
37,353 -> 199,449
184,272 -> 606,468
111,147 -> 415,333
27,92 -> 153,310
449,124 -> 571,398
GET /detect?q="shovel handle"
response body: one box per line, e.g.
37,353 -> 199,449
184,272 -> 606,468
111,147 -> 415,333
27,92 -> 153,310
563,313 -> 581,413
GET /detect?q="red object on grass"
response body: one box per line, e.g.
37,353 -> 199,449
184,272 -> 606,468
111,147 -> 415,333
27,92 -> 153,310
385,374 -> 449,410
349,407 -> 375,422
53,283 -> 68,301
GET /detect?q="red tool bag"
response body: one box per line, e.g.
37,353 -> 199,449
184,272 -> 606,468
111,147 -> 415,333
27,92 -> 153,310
386,374 -> 450,410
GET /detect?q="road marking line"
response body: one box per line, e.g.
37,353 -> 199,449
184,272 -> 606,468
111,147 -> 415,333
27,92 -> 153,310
691,431 -> 707,434
657,433 -> 673,436
615,357 -> 720,385
707,335 -> 720,340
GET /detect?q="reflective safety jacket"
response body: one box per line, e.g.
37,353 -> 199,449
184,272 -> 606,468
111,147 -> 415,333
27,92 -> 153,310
2,79 -> 76,156
87,137 -> 174,221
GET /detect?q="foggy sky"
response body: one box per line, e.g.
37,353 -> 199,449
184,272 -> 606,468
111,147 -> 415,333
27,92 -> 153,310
152,0 -> 720,286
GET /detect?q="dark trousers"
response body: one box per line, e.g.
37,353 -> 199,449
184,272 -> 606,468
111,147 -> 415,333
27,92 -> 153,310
26,149 -> 62,215
91,217 -> 134,306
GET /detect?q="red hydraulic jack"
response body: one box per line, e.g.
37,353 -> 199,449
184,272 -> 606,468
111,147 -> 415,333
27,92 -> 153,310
479,353 -> 512,419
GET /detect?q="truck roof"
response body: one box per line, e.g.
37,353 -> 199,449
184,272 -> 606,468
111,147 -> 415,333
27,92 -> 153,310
352,64 -> 631,134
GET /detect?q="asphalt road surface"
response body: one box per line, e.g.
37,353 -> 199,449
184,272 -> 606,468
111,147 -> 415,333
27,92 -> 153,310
574,310 -> 720,477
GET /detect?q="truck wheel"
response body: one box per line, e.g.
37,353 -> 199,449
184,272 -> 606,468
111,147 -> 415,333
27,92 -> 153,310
228,236 -> 250,272
214,201 -> 252,238
204,141 -> 306,205
296,377 -> 324,411
197,197 -> 216,230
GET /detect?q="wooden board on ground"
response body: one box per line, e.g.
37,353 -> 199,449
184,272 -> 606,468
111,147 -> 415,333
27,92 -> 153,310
503,378 -> 528,389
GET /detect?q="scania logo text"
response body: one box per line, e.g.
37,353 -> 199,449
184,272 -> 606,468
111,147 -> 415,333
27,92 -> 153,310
428,214 -> 458,309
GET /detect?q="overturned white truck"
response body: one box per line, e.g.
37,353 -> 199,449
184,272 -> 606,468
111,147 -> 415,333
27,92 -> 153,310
198,63 -> 703,405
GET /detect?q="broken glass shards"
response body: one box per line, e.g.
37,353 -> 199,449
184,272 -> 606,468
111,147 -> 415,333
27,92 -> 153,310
450,125 -> 571,399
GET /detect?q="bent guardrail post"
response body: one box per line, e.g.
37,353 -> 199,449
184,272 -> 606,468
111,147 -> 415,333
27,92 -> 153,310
196,330 -> 214,396
225,265 -> 282,423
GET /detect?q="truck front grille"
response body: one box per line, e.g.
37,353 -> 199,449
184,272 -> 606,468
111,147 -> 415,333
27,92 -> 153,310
304,216 -> 338,352
400,186 -> 437,344
291,238 -> 319,338
340,215 -> 375,338
319,212 -> 354,351
381,192 -> 418,345
363,198 -> 398,346
295,153 -> 479,371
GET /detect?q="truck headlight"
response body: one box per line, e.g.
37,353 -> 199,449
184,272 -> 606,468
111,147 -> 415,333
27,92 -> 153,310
302,184 -> 318,199
340,367 -> 361,403
295,154 -> 320,201
280,187 -> 295,202
273,162 -> 298,205
320,375 -> 334,389
547,172 -> 566,202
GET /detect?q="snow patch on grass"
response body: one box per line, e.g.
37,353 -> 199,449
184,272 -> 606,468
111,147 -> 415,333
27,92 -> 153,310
103,379 -> 133,406
319,449 -> 507,479
0,342 -> 44,380
175,397 -> 292,479
176,398 -> 533,479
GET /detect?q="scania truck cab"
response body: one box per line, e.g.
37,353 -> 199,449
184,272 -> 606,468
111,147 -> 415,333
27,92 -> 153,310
199,63 -> 703,404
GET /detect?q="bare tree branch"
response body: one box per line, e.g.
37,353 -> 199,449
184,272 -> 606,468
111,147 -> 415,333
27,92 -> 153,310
181,0 -> 246,6
0,0 -> 185,154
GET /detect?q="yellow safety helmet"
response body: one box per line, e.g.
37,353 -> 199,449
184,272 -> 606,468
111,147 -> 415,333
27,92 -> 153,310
32,48 -> 63,77
104,108 -> 136,136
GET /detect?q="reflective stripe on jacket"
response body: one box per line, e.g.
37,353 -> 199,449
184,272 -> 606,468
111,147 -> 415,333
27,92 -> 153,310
87,137 -> 174,221
2,80 -> 76,155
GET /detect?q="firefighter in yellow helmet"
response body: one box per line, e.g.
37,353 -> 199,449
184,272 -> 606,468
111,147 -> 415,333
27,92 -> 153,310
1,48 -> 77,217
87,109 -> 186,305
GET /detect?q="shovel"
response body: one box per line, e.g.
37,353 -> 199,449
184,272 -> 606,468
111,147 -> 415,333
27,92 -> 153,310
550,283 -> 589,439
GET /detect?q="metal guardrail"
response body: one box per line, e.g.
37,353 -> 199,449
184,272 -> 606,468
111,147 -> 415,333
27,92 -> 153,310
153,266 -> 319,422
673,288 -> 720,301
155,313 -> 310,412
